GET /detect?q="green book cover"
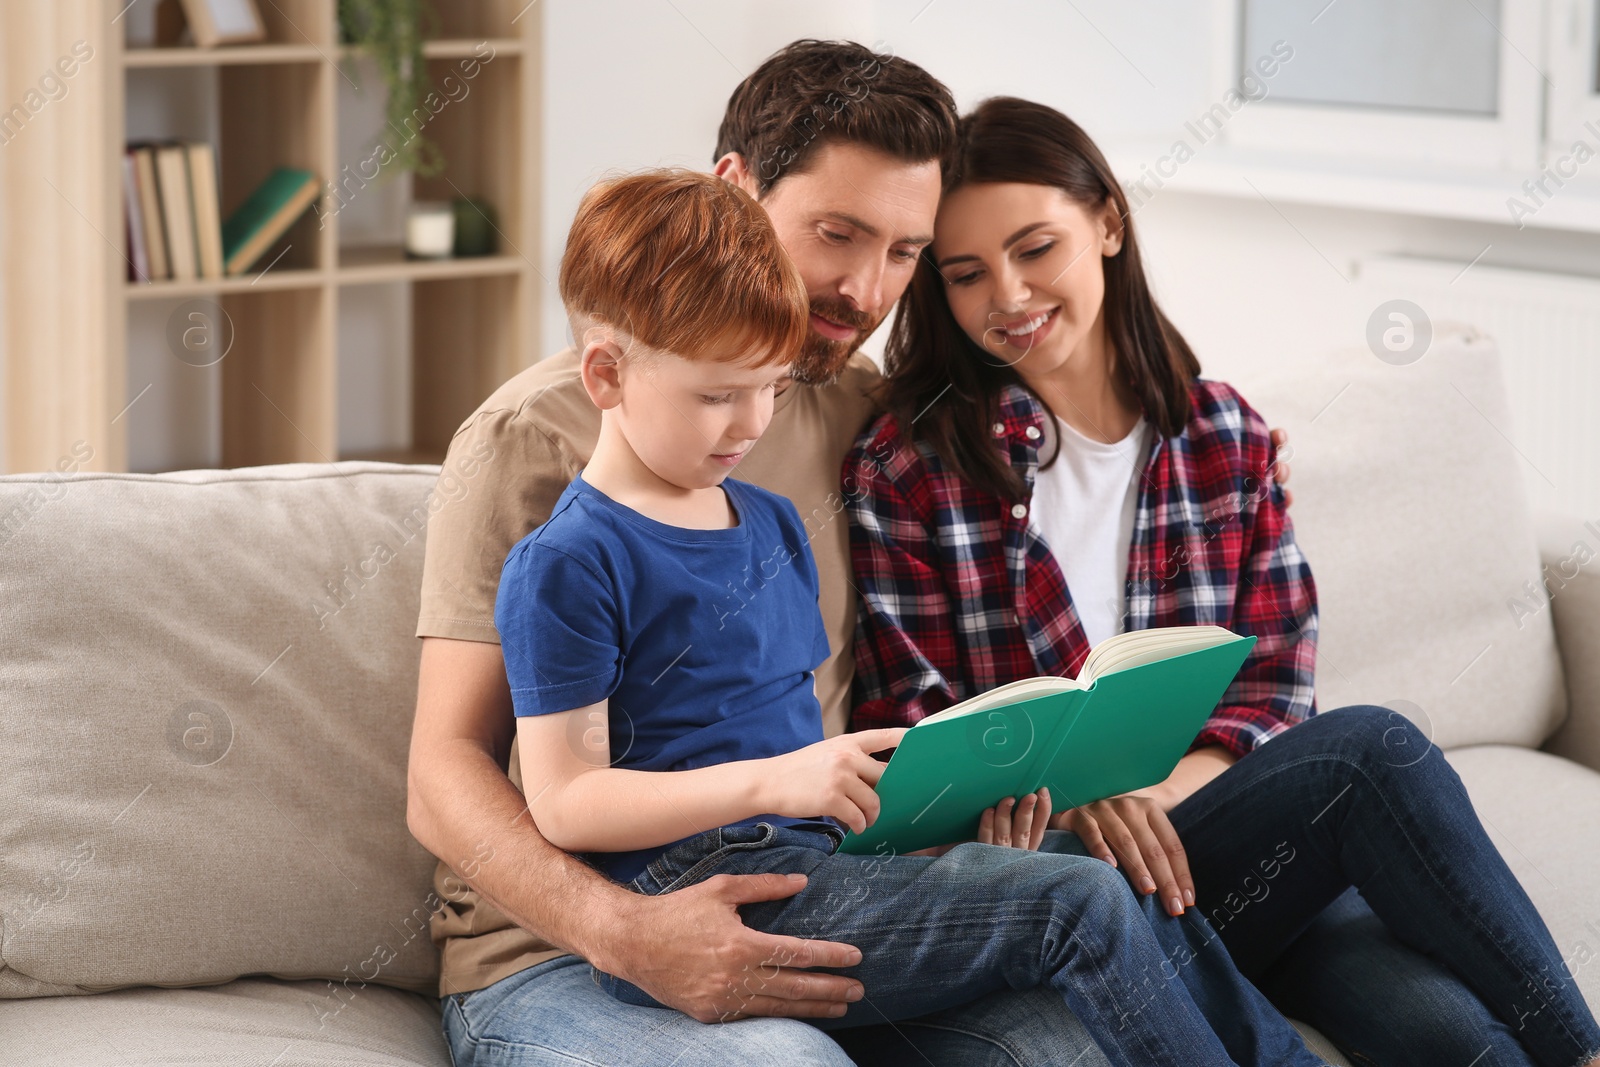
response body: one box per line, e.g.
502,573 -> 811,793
837,627 -> 1257,856
221,167 -> 319,276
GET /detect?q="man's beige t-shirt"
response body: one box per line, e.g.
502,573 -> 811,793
417,347 -> 882,998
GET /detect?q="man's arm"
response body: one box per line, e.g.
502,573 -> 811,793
405,636 -> 866,1022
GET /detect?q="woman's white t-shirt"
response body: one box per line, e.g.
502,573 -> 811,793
1029,413 -> 1151,650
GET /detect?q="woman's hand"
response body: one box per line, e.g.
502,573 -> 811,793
1050,794 -> 1194,916
905,788 -> 1052,857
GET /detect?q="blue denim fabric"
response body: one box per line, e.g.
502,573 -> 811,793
440,952 -> 859,1066
438,704 -> 1600,1067
1164,705 -> 1600,1067
828,705 -> 1600,1067
591,820 -> 1326,1067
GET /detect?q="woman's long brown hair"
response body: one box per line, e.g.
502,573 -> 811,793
881,96 -> 1201,502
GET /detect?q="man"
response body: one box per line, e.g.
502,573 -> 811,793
407,39 -> 1293,1067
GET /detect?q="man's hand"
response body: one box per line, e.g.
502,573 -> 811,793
1270,427 -> 1294,508
1049,794 -> 1194,917
597,871 -> 866,1023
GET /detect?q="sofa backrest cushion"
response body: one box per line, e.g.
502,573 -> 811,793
0,462 -> 449,998
1239,324 -> 1566,751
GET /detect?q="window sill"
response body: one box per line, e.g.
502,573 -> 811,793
1104,142 -> 1600,236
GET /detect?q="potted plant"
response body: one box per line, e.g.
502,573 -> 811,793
338,0 -> 445,177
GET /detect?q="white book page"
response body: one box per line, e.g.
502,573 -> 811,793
915,676 -> 1084,726
1081,625 -> 1238,682
910,625 -> 1242,728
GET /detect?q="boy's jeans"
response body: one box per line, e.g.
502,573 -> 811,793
595,817 -> 1329,1067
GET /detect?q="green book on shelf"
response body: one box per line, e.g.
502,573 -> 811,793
222,167 -> 320,277
837,625 -> 1257,856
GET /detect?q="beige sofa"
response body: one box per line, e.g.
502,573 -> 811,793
2,325 -> 1597,1066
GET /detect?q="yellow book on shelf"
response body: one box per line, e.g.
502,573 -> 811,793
131,145 -> 170,281
154,144 -> 197,281
186,143 -> 224,281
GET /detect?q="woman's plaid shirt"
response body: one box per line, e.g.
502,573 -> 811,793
844,378 -> 1318,759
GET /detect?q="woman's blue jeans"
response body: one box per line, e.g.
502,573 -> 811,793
1157,704 -> 1600,1067
592,812 -> 1327,1067
830,706 -> 1600,1067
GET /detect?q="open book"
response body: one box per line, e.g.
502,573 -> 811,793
837,625 -> 1257,856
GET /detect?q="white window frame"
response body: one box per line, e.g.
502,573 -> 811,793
1206,0 -> 1545,172
1545,0 -> 1600,150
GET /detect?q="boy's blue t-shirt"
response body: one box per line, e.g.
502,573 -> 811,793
494,473 -> 840,883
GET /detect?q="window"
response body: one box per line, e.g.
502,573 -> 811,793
1212,0 -> 1543,170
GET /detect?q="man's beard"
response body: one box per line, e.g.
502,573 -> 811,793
791,296 -> 882,386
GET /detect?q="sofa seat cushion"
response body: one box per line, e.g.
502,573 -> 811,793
0,977 -> 450,1065
1445,744 -> 1600,1011
0,974 -> 1348,1067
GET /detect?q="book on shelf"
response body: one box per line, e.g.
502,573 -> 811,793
221,167 -> 319,277
122,144 -> 311,283
128,145 -> 170,281
121,154 -> 151,283
836,625 -> 1258,856
186,143 -> 224,280
153,143 -> 198,281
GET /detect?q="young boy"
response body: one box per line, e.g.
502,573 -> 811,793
493,168 -> 1330,1067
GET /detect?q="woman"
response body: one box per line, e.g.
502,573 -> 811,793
844,96 -> 1600,1067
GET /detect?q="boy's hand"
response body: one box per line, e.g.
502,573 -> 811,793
761,728 -> 907,834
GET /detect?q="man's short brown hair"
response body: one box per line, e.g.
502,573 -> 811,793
559,169 -> 809,367
715,39 -> 957,196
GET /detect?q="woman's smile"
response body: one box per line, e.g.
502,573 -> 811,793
994,305 -> 1060,350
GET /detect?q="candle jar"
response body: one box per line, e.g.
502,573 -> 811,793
405,202 -> 455,259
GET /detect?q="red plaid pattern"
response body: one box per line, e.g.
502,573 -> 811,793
845,379 -> 1318,759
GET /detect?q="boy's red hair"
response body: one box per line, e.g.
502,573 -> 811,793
559,169 -> 809,366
